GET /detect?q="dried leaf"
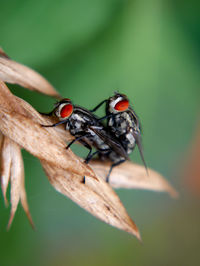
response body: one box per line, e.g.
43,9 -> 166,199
0,79 -> 72,142
1,136 -> 12,206
0,108 -> 95,178
8,141 -> 34,229
0,79 -> 177,237
14,96 -> 72,143
7,141 -> 24,229
0,80 -> 71,142
0,48 -> 60,98
90,161 -> 178,198
0,136 -> 34,228
0,81 -> 141,237
42,161 -> 141,239
0,81 -> 94,178
20,177 -> 35,230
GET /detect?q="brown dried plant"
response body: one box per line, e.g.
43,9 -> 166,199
0,48 -> 178,240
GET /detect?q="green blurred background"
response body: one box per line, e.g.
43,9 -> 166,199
0,0 -> 200,265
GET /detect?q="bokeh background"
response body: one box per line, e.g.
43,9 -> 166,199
0,0 -> 200,265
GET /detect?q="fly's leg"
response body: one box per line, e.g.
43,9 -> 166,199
90,99 -> 108,112
66,134 -> 90,150
84,148 -> 110,164
106,159 -> 126,183
90,99 -> 117,121
97,113 -> 118,122
132,131 -> 148,174
78,139 -> 93,164
83,148 -> 110,184
67,134 -> 91,184
84,150 -> 100,164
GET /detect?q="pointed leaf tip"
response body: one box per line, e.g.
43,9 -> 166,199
42,162 -> 141,239
90,160 -> 178,198
0,48 -> 60,97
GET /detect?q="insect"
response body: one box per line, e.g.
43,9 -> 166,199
90,93 -> 148,171
41,98 -> 129,182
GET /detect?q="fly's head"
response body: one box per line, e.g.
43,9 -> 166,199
104,92 -> 147,171
105,93 -> 141,138
53,98 -> 74,121
106,93 -> 129,115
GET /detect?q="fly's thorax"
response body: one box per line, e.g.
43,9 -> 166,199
107,112 -> 132,136
67,110 -> 110,151
66,112 -> 85,135
109,110 -> 140,131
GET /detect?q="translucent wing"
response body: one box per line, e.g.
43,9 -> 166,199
89,126 -> 129,160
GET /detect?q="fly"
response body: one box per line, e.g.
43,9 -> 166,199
41,98 -> 128,182
90,93 -> 148,172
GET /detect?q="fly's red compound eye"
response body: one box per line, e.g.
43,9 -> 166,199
60,104 -> 73,118
114,99 -> 129,111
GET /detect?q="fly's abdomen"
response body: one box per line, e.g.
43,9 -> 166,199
68,113 -> 88,135
87,129 -> 110,151
120,132 -> 136,154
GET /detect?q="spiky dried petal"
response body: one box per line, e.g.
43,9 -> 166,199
0,48 -> 60,98
7,143 -> 21,229
90,161 -> 178,198
1,136 -> 34,228
18,147 -> 34,229
0,136 -> 12,206
20,182 -> 35,229
7,141 -> 30,229
42,161 -> 141,239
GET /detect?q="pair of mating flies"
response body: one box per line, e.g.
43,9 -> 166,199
42,93 -> 147,182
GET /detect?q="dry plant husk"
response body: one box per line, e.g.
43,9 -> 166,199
90,161 -> 178,198
1,135 -> 34,229
0,48 -> 177,239
0,47 -> 60,98
0,80 -> 141,239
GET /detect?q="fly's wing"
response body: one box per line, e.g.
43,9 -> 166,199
132,130 -> 148,173
127,109 -> 148,172
127,108 -> 139,127
89,126 -> 129,160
